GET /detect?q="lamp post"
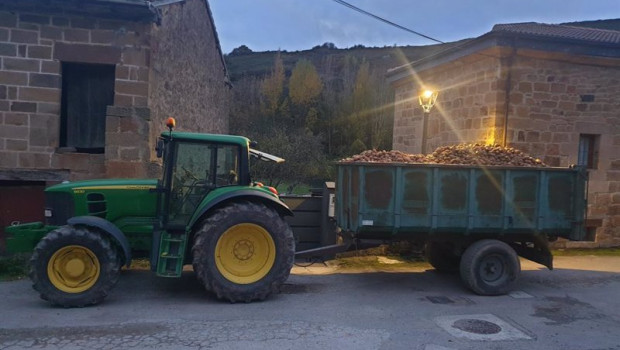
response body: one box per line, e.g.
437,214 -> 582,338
419,90 -> 438,154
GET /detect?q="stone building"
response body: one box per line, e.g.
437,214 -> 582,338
387,20 -> 620,247
0,0 -> 231,250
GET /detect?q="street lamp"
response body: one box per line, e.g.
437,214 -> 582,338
419,90 -> 438,154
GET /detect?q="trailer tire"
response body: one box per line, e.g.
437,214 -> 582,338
425,241 -> 460,273
30,225 -> 121,307
192,201 -> 295,303
459,239 -> 520,296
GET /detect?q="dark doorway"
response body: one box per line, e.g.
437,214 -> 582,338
0,181 -> 45,253
60,62 -> 115,154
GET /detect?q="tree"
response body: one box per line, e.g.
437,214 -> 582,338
312,42 -> 337,50
229,45 -> 253,56
288,59 -> 323,130
260,52 -> 286,125
250,129 -> 328,193
289,59 -> 322,107
350,60 -> 373,150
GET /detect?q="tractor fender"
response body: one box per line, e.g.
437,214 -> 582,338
189,190 -> 293,229
67,216 -> 132,267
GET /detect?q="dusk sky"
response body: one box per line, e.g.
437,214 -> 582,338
209,0 -> 619,54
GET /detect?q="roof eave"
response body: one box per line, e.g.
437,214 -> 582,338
203,0 -> 232,88
0,0 -> 160,23
386,31 -> 502,84
387,30 -> 620,85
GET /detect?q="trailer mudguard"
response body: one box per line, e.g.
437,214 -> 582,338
188,190 -> 294,230
67,216 -> 132,267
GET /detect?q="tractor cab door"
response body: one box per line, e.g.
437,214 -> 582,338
162,140 -> 241,229
153,138 -> 241,275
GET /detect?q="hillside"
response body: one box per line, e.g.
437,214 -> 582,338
222,40 -> 470,190
224,40 -> 468,82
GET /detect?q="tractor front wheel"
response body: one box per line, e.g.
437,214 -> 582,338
192,202 -> 295,302
30,225 -> 121,307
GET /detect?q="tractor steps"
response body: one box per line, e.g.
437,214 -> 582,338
156,232 -> 188,277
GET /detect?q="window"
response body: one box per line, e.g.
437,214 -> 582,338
60,63 -> 115,153
168,142 -> 240,225
216,146 -> 240,187
577,134 -> 599,169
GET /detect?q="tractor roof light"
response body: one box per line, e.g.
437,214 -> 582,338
166,117 -> 176,130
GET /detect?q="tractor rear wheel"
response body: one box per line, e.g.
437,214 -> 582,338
192,201 -> 295,302
30,225 -> 121,307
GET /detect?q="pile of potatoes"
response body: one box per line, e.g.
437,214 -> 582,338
340,144 -> 545,167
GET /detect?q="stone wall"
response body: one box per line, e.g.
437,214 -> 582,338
105,106 -> 151,178
505,53 -> 620,247
391,48 -> 620,246
0,9 -> 151,180
148,0 -> 231,168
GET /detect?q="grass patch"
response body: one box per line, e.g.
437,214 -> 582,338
129,258 -> 151,270
552,248 -> 620,256
0,254 -> 30,281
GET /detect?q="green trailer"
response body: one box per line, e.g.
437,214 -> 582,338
330,162 -> 588,295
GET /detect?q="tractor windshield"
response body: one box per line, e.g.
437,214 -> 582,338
167,141 -> 240,226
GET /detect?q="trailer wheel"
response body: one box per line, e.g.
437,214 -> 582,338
30,225 -> 121,307
425,241 -> 460,273
459,239 -> 520,296
192,202 -> 295,303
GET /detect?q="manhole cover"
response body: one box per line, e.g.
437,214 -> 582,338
435,314 -> 531,341
452,319 -> 502,335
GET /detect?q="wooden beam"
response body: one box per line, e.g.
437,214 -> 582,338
0,169 -> 70,182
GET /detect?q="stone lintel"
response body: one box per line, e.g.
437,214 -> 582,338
106,105 -> 151,120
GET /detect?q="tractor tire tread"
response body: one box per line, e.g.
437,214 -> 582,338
29,225 -> 121,307
192,201 -> 295,303
459,239 -> 520,296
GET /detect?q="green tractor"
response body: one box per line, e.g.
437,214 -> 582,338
5,122 -> 295,307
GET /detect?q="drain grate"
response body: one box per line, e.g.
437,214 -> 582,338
452,319 -> 502,335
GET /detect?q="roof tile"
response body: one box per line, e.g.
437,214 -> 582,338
492,22 -> 620,45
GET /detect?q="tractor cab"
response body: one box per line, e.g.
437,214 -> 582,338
150,119 -> 289,279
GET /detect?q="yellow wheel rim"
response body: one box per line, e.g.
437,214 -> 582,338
215,223 -> 276,284
47,245 -> 100,293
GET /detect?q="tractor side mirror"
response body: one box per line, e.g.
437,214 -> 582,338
156,139 -> 165,158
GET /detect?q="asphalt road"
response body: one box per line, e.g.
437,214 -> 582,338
1,255 -> 620,350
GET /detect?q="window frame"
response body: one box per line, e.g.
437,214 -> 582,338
577,134 -> 600,170
59,62 -> 116,154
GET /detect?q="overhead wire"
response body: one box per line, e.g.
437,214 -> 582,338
330,0 -> 445,44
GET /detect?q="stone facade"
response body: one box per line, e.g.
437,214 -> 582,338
393,53 -> 507,153
389,26 -> 620,246
147,0 -> 231,174
0,0 -> 230,181
0,0 -> 231,250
